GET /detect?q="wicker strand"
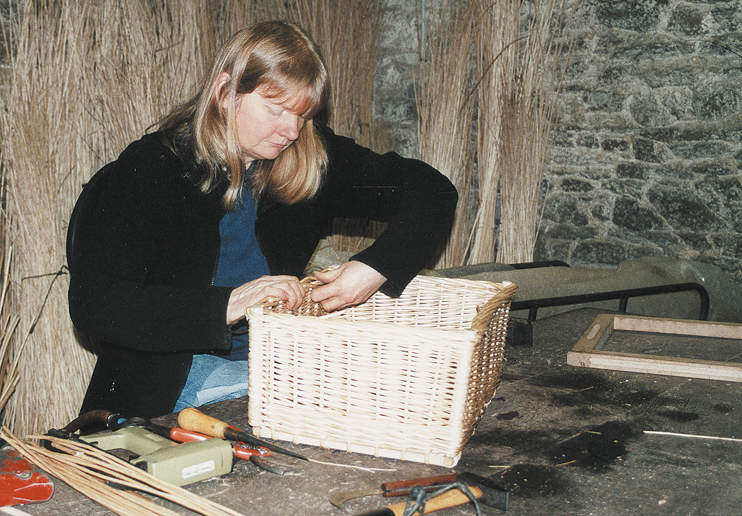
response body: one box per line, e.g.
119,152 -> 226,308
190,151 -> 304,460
1,428 -> 245,516
470,281 -> 517,332
260,276 -> 328,316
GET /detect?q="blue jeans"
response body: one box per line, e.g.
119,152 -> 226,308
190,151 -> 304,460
174,354 -> 250,412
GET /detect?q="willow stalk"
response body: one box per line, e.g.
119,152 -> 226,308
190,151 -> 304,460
416,0 -> 478,268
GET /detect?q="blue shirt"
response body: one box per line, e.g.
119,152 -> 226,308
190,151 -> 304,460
212,190 -> 270,361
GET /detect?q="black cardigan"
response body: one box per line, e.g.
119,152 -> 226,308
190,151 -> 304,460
68,124 -> 457,417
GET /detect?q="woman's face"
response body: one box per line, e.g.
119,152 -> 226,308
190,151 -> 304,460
221,79 -> 307,163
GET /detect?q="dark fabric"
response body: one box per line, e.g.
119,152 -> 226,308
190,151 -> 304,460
79,345 -> 192,418
68,132 -> 233,355
68,124 -> 457,418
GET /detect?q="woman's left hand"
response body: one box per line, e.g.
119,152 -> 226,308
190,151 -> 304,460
310,261 -> 386,311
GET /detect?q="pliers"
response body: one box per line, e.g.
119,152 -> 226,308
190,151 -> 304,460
170,427 -> 289,475
232,443 -> 286,475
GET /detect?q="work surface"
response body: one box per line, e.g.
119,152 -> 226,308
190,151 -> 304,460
20,308 -> 742,515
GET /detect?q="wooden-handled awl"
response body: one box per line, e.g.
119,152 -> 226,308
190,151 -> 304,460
177,407 -> 308,461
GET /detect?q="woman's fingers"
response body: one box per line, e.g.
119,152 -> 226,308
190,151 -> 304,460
311,264 -> 342,284
254,276 -> 305,308
226,264 -> 386,325
226,275 -> 303,324
310,261 -> 386,311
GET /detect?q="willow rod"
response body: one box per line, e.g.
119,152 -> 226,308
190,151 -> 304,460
465,1 -> 516,264
0,233 -> 21,412
497,0 -> 578,264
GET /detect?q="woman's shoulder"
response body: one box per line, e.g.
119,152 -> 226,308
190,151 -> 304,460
108,132 -> 197,188
117,132 -> 180,172
88,132 -> 209,208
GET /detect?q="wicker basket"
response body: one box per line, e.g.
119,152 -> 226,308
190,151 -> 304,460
246,276 -> 516,467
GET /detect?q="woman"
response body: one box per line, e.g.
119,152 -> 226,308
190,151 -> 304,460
68,21 -> 457,419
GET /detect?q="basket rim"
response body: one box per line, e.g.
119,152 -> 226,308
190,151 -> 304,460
246,305 -> 487,339
247,276 -> 517,320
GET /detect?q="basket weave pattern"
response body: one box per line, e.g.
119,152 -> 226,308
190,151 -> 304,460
247,276 -> 516,467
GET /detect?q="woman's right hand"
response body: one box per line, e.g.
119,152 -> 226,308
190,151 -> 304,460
226,275 -> 304,325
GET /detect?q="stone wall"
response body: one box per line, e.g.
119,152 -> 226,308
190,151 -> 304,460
373,0 -> 742,284
541,0 -> 742,284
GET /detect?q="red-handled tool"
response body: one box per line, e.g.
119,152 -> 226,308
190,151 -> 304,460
169,427 -> 283,474
0,448 -> 54,507
330,474 -> 458,508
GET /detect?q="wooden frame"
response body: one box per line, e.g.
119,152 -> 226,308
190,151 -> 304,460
567,314 -> 742,383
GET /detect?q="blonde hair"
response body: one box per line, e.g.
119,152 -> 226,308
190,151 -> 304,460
158,21 -> 329,208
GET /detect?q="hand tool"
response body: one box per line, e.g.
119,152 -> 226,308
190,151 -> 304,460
353,472 -> 508,515
57,410 -> 290,475
49,411 -> 234,487
177,407 -> 308,461
77,426 -> 234,487
170,427 -> 288,475
330,473 -> 458,508
0,446 -> 54,506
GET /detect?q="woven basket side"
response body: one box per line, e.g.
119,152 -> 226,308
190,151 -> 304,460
470,282 -> 517,331
460,296 -> 513,446
246,309 -> 483,466
342,277 -> 503,329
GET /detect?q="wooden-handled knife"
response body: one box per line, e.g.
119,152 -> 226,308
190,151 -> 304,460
350,472 -> 508,515
329,474 -> 458,508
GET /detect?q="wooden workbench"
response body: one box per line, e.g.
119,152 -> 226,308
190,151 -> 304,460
16,308 -> 742,515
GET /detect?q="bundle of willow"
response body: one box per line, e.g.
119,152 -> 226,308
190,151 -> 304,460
416,0 -> 478,268
497,0 -> 578,264
213,0 -> 257,49
2,0 -> 100,438
2,0 -> 214,435
1,428 -> 244,516
467,1 -> 521,264
0,234 -> 21,413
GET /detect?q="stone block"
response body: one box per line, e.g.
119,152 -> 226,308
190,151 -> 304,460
633,138 -> 660,162
668,4 -> 711,36
612,196 -> 665,232
594,1 -> 663,32
542,223 -> 598,241
543,196 -> 589,226
603,178 -> 645,199
571,240 -> 627,265
616,161 -> 649,180
561,178 -> 594,193
648,186 -> 724,232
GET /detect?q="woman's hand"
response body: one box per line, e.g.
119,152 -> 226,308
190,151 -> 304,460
227,275 -> 304,325
310,261 -> 386,311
